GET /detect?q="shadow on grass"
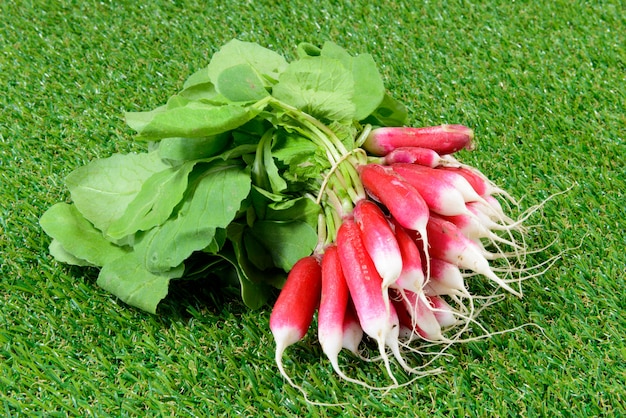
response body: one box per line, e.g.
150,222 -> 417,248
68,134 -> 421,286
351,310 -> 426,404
63,259 -> 277,328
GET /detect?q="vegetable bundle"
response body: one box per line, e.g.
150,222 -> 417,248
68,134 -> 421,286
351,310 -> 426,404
40,39 -> 536,388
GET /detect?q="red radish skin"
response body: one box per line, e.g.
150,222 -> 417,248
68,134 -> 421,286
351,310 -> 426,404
393,163 -> 484,203
426,295 -> 458,327
269,256 -> 322,385
318,245 -> 372,386
336,219 -> 412,381
353,200 -> 403,290
318,245 -> 349,358
425,216 -> 522,297
438,165 -> 490,196
402,290 -> 443,341
438,165 -> 514,201
422,258 -> 469,298
358,164 -> 431,278
433,213 -> 485,240
382,146 -> 444,168
359,164 -> 429,234
363,125 -> 474,156
431,212 -> 522,249
391,163 -> 473,217
390,219 -> 425,294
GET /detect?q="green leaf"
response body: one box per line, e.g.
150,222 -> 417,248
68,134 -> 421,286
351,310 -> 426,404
215,247 -> 274,310
243,231 -> 275,271
320,41 -> 385,120
135,162 -> 251,272
216,64 -> 270,102
271,131 -> 319,164
40,203 -> 128,267
250,220 -> 318,271
207,39 -> 288,87
183,67 -> 211,90
264,196 -> 320,228
97,253 -> 184,314
125,97 -> 263,141
272,56 -> 356,121
224,222 -> 284,308
179,67 -> 217,101
106,160 -> 198,240
65,151 -> 170,235
271,130 -> 330,190
362,92 -> 409,127
157,133 -> 231,162
48,239 -> 94,267
296,42 -> 321,58
203,228 -> 227,254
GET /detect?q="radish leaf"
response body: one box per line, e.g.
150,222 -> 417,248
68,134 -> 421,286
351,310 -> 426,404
97,253 -> 184,314
134,162 -> 251,273
249,220 -> 318,271
66,152 -> 170,236
207,39 -> 288,88
272,56 -> 355,121
106,161 -> 197,240
40,202 -> 128,267
216,64 -> 270,102
125,97 -> 263,141
320,41 -> 385,120
157,133 -> 230,162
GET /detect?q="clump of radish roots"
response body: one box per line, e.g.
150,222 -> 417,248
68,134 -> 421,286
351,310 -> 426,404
269,124 -> 562,398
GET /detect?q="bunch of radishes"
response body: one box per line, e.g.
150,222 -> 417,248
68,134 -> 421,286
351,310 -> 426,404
270,124 -> 530,388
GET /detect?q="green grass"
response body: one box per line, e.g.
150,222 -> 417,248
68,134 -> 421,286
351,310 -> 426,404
1,0 -> 624,416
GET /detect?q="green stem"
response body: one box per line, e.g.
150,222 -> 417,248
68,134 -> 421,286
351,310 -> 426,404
269,98 -> 348,158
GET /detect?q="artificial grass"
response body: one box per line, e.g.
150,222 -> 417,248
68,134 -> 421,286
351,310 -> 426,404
1,0 -> 624,416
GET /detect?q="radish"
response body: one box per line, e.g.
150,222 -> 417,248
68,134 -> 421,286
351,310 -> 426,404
426,295 -> 459,328
353,199 -> 403,294
318,245 -> 374,387
341,298 -> 363,356
393,162 -> 485,203
401,289 -> 444,341
425,216 -> 522,297
336,219 -> 413,382
467,199 -> 517,227
422,258 -> 469,298
358,164 -> 431,278
391,163 -> 474,217
363,124 -> 474,156
437,165 -> 516,202
269,255 -> 322,386
318,245 -> 349,362
389,289 -> 415,340
389,218 -> 425,294
430,212 -> 523,250
382,146 -> 445,168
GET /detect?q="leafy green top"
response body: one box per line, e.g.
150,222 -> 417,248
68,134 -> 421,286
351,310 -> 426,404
40,39 -> 408,313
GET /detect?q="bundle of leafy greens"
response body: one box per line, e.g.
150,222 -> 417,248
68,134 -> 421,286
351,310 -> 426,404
40,39 -> 408,313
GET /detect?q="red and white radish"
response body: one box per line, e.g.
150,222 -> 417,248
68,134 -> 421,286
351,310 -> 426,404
353,200 -> 403,290
358,163 -> 431,279
426,295 -> 459,328
391,163 -> 474,217
425,216 -> 522,297
363,125 -> 474,156
389,218 -> 425,294
318,245 -> 375,386
336,219 -> 412,381
269,256 -> 322,386
382,146 -> 445,168
342,298 -> 364,356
